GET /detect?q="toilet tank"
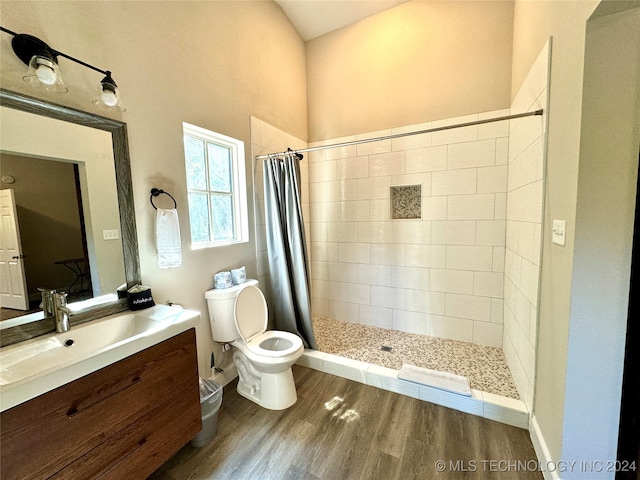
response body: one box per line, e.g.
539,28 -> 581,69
204,279 -> 258,342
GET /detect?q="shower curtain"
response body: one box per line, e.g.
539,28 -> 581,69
263,153 -> 317,349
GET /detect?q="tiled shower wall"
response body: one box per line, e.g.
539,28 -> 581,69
250,116 -> 308,318
503,41 -> 550,409
308,110 -> 511,348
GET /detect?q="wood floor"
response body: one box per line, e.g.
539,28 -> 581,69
149,366 -> 542,480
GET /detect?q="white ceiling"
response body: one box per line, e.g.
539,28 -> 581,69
274,0 -> 409,41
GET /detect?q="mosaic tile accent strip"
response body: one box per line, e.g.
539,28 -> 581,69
312,315 -> 520,399
390,184 -> 421,219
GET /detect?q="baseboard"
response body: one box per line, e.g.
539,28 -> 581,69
530,414 -> 561,480
211,364 -> 238,387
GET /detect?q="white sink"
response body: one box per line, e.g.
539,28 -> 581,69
0,305 -> 200,412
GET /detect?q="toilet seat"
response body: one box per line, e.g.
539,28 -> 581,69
234,285 -> 268,342
245,331 -> 303,358
233,285 -> 303,358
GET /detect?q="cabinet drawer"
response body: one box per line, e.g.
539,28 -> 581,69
0,329 -> 199,480
51,379 -> 201,480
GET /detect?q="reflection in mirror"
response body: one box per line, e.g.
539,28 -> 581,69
0,89 -> 139,347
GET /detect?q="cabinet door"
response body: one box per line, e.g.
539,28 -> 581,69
0,329 -> 201,480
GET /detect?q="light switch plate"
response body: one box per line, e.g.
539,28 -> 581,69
552,220 -> 566,246
103,229 -> 120,240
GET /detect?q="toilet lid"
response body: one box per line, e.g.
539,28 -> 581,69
234,285 -> 268,342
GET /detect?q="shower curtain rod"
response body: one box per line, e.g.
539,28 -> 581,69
256,109 -> 543,160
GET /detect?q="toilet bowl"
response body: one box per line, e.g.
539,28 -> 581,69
205,280 -> 303,410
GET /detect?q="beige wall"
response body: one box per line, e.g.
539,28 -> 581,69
512,0 -> 599,464
306,0 -> 514,142
0,1 -> 307,373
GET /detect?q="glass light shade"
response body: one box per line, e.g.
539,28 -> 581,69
92,78 -> 126,112
22,54 -> 68,93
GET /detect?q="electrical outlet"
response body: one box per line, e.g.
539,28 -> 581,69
552,220 -> 566,246
102,229 -> 119,240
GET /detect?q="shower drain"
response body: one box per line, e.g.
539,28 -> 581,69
380,345 -> 393,352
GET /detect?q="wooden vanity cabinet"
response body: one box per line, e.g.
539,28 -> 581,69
0,328 -> 201,480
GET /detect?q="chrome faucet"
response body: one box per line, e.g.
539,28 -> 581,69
38,287 -> 56,319
53,292 -> 74,333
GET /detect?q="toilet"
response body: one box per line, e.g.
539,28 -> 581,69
205,279 -> 304,410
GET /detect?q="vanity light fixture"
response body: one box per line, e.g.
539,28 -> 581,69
0,26 -> 126,111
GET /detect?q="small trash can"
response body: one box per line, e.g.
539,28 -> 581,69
190,378 -> 223,448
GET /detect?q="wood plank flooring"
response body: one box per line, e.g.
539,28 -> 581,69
149,366 -> 542,480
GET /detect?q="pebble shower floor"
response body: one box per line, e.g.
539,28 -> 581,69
312,316 -> 520,399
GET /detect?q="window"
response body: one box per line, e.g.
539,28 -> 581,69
183,122 -> 248,248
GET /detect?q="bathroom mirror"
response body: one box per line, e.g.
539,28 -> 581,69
0,89 -> 140,347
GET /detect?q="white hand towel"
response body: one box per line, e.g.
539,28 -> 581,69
155,208 -> 182,268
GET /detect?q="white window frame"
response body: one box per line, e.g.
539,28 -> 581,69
183,122 -> 249,248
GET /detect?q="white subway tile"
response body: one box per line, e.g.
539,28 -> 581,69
392,310 -> 432,335
473,321 -> 503,347
473,271 -> 504,298
369,151 -> 406,177
504,248 -> 522,285
311,261 -> 329,281
311,242 -> 338,262
356,130 -> 392,156
477,165 -> 508,193
370,243 -> 406,266
447,139 -> 496,169
447,194 -> 495,220
430,315 -> 474,342
312,279 -> 332,300
432,122 -> 478,146
515,290 -> 532,333
328,262 -> 360,284
338,243 -> 370,264
359,304 -> 393,328
310,201 -> 337,222
507,180 -> 543,223
325,136 -> 357,161
369,199 -> 391,221
309,160 -> 336,182
406,290 -> 445,315
336,156 -> 369,179
446,246 -> 494,271
495,193 -> 507,220
327,222 -> 358,243
358,264 -> 393,286
322,353 -> 368,383
495,137 -> 509,165
392,122 -> 432,151
392,220 -> 431,244
406,145 -> 448,173
337,200 -> 370,222
491,298 -> 504,324
310,222 -> 328,243
478,119 -> 510,140
358,222 -> 393,243
391,266 -> 430,290
405,244 -> 446,268
339,282 -> 371,305
311,297 -> 329,317
431,220 -> 476,245
357,176 -> 392,199
520,259 -> 540,306
445,293 -> 492,322
326,179 -> 358,202
476,220 -> 506,246
432,168 -> 477,196
309,182 -> 327,203
492,247 -> 506,273
430,269 -> 474,295
422,197 -> 448,221
371,286 -> 406,310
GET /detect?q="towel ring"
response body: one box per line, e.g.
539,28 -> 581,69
150,188 -> 177,210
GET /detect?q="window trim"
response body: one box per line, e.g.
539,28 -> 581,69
183,122 -> 249,248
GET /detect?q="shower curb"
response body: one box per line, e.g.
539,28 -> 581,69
297,349 -> 529,429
